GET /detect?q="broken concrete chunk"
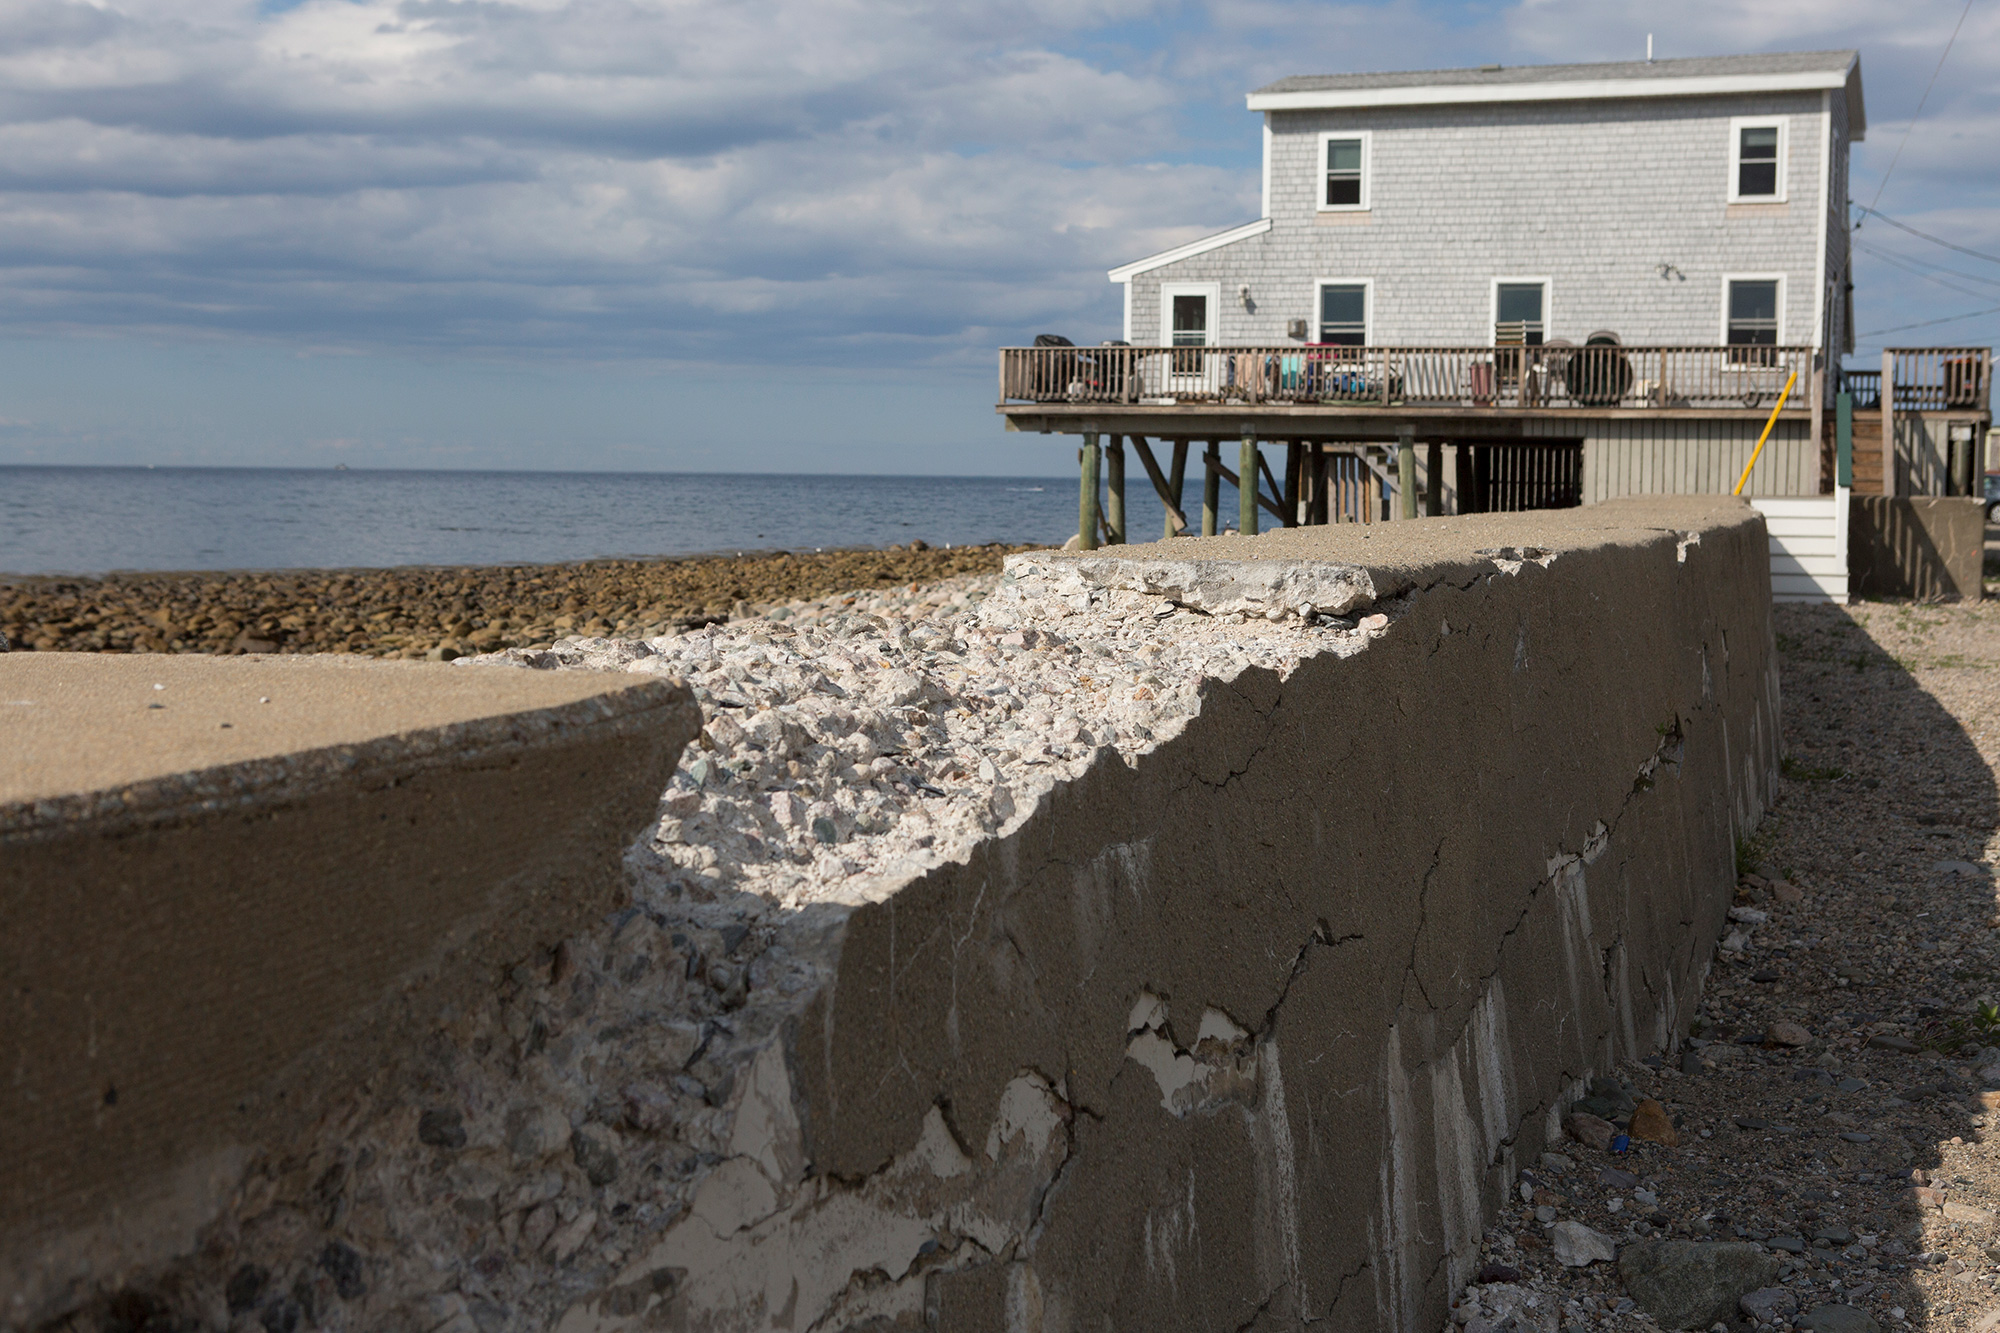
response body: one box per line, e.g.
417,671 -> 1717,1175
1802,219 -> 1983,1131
1550,1220 -> 1618,1267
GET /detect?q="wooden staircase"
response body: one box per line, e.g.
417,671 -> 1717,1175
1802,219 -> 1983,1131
1849,416 -> 1884,494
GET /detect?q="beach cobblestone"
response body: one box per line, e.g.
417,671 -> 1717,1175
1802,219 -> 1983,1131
0,543 -> 1033,658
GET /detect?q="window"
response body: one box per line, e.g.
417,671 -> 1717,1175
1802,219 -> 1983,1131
1317,131 -> 1370,211
1171,295 -> 1207,346
1317,282 -> 1368,345
1725,277 -> 1781,363
1157,282 -> 1218,355
1729,117 -> 1787,202
1493,281 -> 1546,346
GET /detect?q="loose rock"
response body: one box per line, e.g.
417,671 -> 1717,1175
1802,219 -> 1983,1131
1550,1220 -> 1618,1267
1616,1240 -> 1778,1330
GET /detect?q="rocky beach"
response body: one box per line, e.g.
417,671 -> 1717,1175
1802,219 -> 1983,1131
0,544 -> 1035,659
1454,598 -> 2000,1333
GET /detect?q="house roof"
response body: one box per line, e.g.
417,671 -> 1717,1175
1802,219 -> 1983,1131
1247,50 -> 1865,137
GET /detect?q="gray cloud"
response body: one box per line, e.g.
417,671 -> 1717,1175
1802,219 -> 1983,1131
0,0 -> 1990,370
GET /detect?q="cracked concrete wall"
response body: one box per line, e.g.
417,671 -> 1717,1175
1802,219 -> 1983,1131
554,496 -> 1776,1333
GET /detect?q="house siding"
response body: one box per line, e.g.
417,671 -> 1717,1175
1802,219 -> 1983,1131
1126,92 -> 1840,353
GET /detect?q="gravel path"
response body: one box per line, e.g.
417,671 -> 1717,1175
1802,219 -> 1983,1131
1460,599 -> 2000,1333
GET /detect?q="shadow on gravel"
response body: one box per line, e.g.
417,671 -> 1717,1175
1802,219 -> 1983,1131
1748,602 -> 2000,1331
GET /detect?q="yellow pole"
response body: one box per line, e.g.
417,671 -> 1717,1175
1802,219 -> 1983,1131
1732,369 -> 1800,496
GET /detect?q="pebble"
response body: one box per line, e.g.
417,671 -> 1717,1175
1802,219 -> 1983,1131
0,543 -> 1033,658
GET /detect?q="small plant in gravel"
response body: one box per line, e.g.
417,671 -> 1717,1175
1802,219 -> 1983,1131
1914,1000 -> 2000,1054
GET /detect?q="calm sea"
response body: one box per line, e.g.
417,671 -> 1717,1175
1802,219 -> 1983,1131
0,467 -> 1093,575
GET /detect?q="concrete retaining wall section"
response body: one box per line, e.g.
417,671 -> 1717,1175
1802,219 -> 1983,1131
1849,496 -> 1985,601
781,498 -> 1773,1331
0,656 -> 700,1326
9,497 -> 1775,1333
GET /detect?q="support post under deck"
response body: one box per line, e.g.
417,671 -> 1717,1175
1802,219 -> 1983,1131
1239,432 -> 1259,537
1105,435 -> 1126,545
1426,443 -> 1442,517
1168,441 -> 1188,540
1397,426 -> 1417,521
1202,442 -> 1219,536
1078,432 -> 1100,551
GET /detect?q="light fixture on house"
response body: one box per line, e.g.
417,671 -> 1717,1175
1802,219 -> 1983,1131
1238,284 -> 1253,310
1656,262 -> 1685,281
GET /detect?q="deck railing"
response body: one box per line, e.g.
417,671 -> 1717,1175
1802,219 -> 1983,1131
1001,344 -> 1816,411
1886,347 -> 1992,412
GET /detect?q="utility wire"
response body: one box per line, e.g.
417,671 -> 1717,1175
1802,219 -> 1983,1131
1854,239 -> 2000,291
1859,303 -> 2000,338
1866,0 -> 1976,212
1855,242 -> 2000,301
1858,204 -> 2000,267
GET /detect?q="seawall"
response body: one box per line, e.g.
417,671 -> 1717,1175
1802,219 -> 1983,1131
7,496 -> 1777,1333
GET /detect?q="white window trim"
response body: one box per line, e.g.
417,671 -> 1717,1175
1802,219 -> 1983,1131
1261,123 -> 1273,218
1488,276 -> 1551,341
1728,115 -> 1789,204
1158,281 -> 1221,348
1315,130 -> 1371,213
1720,272 -> 1787,349
1314,277 -> 1373,344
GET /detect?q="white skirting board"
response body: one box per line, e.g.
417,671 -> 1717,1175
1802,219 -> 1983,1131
1750,491 -> 1849,604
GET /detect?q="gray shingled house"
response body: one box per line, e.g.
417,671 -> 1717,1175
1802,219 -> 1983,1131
999,50 -> 1993,602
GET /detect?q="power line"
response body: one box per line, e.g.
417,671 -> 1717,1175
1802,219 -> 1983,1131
1855,242 -> 2000,301
1858,303 -> 2000,338
1866,0 -> 1976,212
1857,204 -> 2000,267
1854,240 -> 2000,291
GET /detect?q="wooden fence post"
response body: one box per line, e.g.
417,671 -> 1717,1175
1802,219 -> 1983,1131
1078,433 -> 1100,551
1881,349 -> 1895,497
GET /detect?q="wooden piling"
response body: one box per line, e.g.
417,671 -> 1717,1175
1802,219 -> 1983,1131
1426,443 -> 1442,516
1284,443 -> 1302,527
1168,440 -> 1188,540
1397,426 -> 1417,521
1239,433 -> 1258,537
1203,442 -> 1220,536
1078,433 -> 1100,551
1106,435 -> 1126,545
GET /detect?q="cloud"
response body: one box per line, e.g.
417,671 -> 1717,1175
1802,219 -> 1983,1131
0,0 -> 1993,368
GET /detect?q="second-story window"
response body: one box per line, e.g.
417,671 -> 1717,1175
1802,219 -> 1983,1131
1318,132 -> 1370,211
1730,118 -> 1786,202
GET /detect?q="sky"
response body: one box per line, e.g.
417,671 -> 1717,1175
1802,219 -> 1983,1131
0,0 -> 1993,475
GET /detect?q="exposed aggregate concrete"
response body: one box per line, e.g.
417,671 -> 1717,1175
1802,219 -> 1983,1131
473,563 -> 1384,911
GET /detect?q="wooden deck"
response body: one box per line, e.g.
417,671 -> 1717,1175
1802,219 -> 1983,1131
1001,343 -> 1817,431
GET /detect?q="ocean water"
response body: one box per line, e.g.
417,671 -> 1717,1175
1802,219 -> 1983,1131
0,467 -> 1090,575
